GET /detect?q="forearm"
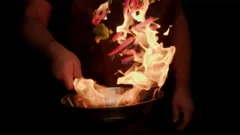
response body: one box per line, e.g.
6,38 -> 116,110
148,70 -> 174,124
22,17 -> 65,59
172,3 -> 191,91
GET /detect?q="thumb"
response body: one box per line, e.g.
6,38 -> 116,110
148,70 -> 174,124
73,61 -> 82,78
173,105 -> 179,123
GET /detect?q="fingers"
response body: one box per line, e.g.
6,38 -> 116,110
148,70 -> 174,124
54,61 -> 82,90
64,61 -> 82,90
172,105 -> 179,123
63,72 -> 74,90
177,110 -> 193,131
73,61 -> 82,78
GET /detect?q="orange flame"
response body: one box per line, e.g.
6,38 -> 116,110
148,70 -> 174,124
73,0 -> 176,108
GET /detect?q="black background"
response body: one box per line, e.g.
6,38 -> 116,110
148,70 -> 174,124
1,0 -> 240,133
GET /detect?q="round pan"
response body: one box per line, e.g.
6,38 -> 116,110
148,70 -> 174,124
61,87 -> 164,122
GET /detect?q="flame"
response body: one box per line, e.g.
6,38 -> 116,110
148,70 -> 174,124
72,0 -> 176,108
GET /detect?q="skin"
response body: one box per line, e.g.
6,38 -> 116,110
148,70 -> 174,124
22,0 -> 82,90
22,0 -> 194,131
171,0 -> 194,131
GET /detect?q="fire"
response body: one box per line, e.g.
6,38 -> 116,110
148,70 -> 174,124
72,0 -> 176,108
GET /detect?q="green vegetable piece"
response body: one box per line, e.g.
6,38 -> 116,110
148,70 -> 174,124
93,23 -> 111,40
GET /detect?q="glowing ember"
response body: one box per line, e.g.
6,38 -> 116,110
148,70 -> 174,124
73,0 -> 176,108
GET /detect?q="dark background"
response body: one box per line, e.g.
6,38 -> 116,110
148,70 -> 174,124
1,0 -> 240,132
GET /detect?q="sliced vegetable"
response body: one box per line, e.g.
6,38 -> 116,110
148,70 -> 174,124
121,55 -> 134,63
112,32 -> 123,42
108,36 -> 135,56
133,17 -> 157,30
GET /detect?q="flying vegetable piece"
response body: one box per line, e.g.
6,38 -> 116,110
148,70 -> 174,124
93,23 -> 113,43
92,0 -> 111,25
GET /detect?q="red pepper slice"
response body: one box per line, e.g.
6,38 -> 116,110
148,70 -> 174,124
112,32 -> 123,42
133,17 -> 155,30
121,55 -> 134,63
108,36 -> 135,56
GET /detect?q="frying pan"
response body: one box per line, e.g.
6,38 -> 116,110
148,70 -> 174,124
61,87 -> 164,122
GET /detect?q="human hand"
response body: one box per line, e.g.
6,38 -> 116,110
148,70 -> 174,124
49,43 -> 82,90
172,87 -> 194,131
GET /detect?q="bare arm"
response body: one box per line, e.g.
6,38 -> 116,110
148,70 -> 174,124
172,1 -> 191,91
22,0 -> 65,59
